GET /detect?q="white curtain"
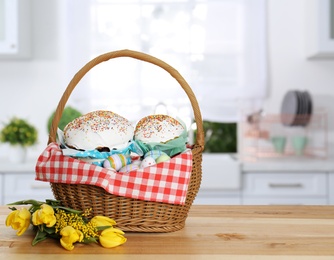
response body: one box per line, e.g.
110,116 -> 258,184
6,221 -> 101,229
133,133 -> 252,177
62,0 -> 267,125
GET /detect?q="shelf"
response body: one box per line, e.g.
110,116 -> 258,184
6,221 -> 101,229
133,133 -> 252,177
240,111 -> 328,162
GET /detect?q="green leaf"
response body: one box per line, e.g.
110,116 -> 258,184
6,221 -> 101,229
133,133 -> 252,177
53,206 -> 82,214
82,237 -> 98,244
45,199 -> 61,206
7,199 -> 44,207
96,225 -> 112,231
32,229 -> 48,246
44,226 -> 56,235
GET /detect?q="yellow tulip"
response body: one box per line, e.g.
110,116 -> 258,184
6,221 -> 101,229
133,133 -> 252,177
5,208 -> 31,236
90,216 -> 116,227
32,204 -> 56,227
99,227 -> 127,248
60,226 -> 84,251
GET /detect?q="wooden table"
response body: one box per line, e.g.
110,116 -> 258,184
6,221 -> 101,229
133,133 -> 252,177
1,205 -> 334,259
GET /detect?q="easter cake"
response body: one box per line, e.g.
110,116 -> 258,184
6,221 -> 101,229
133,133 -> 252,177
134,114 -> 184,144
63,110 -> 134,151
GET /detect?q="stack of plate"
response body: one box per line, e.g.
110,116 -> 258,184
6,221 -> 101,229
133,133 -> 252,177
281,90 -> 312,126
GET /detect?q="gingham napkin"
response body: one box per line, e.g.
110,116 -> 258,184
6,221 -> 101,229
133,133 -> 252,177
35,142 -> 193,205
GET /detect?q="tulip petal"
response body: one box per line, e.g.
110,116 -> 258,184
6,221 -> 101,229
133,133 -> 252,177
60,226 -> 82,251
91,216 -> 117,227
99,227 -> 127,248
6,208 -> 31,236
5,211 -> 17,227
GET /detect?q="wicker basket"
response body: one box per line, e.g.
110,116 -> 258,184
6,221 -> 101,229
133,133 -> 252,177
48,49 -> 204,232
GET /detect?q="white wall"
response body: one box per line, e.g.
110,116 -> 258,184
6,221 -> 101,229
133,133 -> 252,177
264,0 -> 334,155
0,0 -> 334,160
265,0 -> 334,111
0,0 -> 80,160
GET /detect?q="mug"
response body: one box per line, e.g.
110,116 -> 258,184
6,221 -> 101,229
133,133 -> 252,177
271,136 -> 286,154
292,136 -> 308,155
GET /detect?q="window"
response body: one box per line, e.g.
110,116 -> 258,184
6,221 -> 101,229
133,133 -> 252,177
63,0 -> 267,126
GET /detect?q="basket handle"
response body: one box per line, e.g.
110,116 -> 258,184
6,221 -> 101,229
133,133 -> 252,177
48,49 -> 204,150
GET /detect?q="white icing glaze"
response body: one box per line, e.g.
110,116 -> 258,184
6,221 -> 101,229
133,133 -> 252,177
64,110 -> 134,151
134,114 -> 184,143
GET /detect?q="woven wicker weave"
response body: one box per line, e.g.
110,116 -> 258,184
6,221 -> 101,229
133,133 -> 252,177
48,49 -> 204,232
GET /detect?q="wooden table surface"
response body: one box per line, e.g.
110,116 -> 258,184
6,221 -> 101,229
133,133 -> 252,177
1,205 -> 334,259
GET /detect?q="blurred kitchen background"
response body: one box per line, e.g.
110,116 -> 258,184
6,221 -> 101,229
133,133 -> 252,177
1,0 -> 334,205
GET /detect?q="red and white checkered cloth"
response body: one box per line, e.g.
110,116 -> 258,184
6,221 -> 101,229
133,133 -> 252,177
35,142 -> 193,205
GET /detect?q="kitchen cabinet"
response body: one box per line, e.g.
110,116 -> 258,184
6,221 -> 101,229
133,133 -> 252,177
0,162 -> 54,205
0,174 -> 3,202
329,172 -> 334,204
194,190 -> 241,205
242,172 -> 328,205
194,153 -> 334,205
193,153 -> 241,205
1,159 -> 334,206
2,172 -> 54,205
0,0 -> 31,59
304,0 -> 334,59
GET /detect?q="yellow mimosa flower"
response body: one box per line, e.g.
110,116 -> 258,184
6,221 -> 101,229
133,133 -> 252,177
32,204 -> 56,227
60,226 -> 84,251
99,227 -> 127,248
5,208 -> 31,236
90,215 -> 116,227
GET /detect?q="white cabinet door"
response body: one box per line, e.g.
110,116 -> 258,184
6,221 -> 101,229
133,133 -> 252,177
194,190 -> 241,205
201,154 -> 241,190
4,173 -> 54,204
329,172 -> 334,205
0,173 -> 3,205
243,172 -> 327,196
304,0 -> 334,59
242,172 -> 328,205
195,154 -> 241,204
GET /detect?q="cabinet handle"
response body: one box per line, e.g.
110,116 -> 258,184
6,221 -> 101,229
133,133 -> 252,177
268,183 -> 303,188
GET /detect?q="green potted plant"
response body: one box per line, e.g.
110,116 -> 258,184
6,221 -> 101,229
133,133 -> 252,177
194,121 -> 237,153
0,117 -> 38,163
47,106 -> 82,132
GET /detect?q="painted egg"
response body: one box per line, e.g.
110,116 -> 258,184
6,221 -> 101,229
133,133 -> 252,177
119,163 -> 140,173
156,154 -> 171,164
144,150 -> 168,160
103,154 -> 131,170
132,159 -> 142,166
140,156 -> 156,168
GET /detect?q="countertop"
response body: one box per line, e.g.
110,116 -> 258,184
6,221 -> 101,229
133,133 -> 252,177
1,205 -> 334,259
241,156 -> 334,172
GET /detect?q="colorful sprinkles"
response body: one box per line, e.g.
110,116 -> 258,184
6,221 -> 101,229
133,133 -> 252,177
64,110 -> 132,135
63,111 -> 184,151
134,114 -> 184,141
